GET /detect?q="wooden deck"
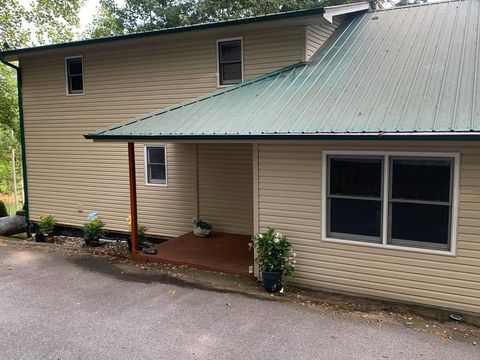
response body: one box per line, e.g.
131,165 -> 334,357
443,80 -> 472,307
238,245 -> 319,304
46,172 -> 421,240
134,231 -> 254,276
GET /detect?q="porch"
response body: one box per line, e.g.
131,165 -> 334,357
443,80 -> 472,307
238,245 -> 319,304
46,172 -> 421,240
134,231 -> 253,276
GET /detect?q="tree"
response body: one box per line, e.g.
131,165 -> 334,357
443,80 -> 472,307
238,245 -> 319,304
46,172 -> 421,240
86,0 -> 356,39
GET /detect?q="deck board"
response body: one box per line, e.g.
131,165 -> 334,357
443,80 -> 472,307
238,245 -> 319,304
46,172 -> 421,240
134,231 -> 253,276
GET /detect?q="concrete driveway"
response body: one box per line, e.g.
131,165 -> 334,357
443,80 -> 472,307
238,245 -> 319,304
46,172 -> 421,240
0,246 -> 478,360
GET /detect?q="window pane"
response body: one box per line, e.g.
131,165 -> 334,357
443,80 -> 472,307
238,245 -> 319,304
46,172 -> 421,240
391,158 -> 451,202
149,164 -> 166,182
221,63 -> 242,83
390,202 -> 449,246
148,148 -> 165,164
329,157 -> 382,198
69,75 -> 83,92
220,41 -> 241,62
329,198 -> 382,239
68,58 -> 82,75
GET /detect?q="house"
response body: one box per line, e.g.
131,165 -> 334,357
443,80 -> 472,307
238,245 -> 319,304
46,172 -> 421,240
1,0 -> 480,315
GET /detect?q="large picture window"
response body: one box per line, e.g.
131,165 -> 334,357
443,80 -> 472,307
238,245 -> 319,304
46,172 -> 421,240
324,152 -> 458,253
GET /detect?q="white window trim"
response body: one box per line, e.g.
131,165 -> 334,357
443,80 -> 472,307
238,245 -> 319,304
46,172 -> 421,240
321,150 -> 460,256
216,36 -> 244,88
144,145 -> 168,187
65,55 -> 85,96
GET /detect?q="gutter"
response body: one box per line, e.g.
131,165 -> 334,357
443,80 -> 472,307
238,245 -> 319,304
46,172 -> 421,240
0,56 -> 30,227
84,132 -> 480,142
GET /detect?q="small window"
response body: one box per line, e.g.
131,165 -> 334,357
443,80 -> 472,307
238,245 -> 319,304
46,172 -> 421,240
325,153 -> 457,253
66,56 -> 84,95
145,146 -> 167,185
217,39 -> 242,86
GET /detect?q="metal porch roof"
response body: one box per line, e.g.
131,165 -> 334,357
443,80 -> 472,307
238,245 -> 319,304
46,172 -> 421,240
86,0 -> 480,141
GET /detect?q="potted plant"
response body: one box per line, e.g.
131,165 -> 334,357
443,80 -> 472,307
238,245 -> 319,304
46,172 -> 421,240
251,228 -> 295,293
192,218 -> 212,237
83,212 -> 105,246
38,214 -> 56,243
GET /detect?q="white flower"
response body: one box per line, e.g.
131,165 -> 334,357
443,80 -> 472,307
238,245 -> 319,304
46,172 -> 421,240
258,234 -> 263,239
293,253 -> 297,257
274,238 -> 280,244
275,232 -> 281,238
293,260 -> 296,264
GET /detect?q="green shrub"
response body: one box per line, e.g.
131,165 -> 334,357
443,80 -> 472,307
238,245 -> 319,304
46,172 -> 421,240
138,223 -> 147,243
84,218 -> 105,244
0,201 -> 8,217
39,214 -> 56,235
251,228 -> 295,276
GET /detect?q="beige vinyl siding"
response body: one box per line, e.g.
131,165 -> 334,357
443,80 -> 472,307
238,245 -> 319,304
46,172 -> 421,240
305,18 -> 342,60
136,143 -> 197,236
22,25 -> 308,237
258,142 -> 480,314
198,144 -> 253,235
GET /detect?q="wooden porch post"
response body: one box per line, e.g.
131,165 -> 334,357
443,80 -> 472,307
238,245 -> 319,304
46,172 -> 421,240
128,142 -> 138,253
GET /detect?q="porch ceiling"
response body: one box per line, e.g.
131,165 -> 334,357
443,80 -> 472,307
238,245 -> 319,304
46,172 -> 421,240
85,0 -> 480,142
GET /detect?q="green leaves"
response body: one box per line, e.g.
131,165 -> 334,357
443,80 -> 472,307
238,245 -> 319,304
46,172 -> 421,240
85,0 -> 341,38
84,217 -> 106,241
1,0 -> 83,49
252,227 -> 295,276
39,213 -> 56,235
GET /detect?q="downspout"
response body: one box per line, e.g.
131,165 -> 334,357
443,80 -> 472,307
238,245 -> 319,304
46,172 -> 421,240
0,55 -> 30,229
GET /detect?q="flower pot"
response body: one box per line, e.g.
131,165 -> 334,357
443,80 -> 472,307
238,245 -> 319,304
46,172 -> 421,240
262,271 -> 283,293
45,235 -> 54,243
34,232 -> 45,242
193,226 -> 211,237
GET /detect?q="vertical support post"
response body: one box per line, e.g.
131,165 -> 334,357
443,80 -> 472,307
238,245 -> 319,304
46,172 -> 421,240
128,142 -> 138,253
252,143 -> 260,278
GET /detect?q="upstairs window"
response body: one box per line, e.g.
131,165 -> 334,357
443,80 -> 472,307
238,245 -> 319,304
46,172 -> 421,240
66,56 -> 84,95
145,146 -> 167,186
217,38 -> 243,86
324,152 -> 458,253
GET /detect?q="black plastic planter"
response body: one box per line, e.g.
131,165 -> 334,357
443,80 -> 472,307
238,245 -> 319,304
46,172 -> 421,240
262,271 -> 283,293
34,233 -> 45,242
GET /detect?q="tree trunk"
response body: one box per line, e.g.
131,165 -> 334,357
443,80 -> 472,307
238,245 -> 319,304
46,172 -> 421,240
0,215 -> 26,236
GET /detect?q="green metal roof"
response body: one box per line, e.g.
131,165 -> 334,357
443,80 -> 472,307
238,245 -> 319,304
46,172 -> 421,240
86,0 -> 480,141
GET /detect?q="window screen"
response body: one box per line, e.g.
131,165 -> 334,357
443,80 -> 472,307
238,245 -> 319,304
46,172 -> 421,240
218,40 -> 242,85
388,157 -> 453,250
66,57 -> 84,94
146,147 -> 167,185
327,156 -> 383,242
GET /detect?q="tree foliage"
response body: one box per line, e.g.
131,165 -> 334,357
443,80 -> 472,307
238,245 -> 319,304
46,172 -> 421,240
86,0 -> 355,38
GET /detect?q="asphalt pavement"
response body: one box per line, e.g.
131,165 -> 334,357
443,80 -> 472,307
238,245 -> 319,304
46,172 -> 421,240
0,246 -> 478,360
